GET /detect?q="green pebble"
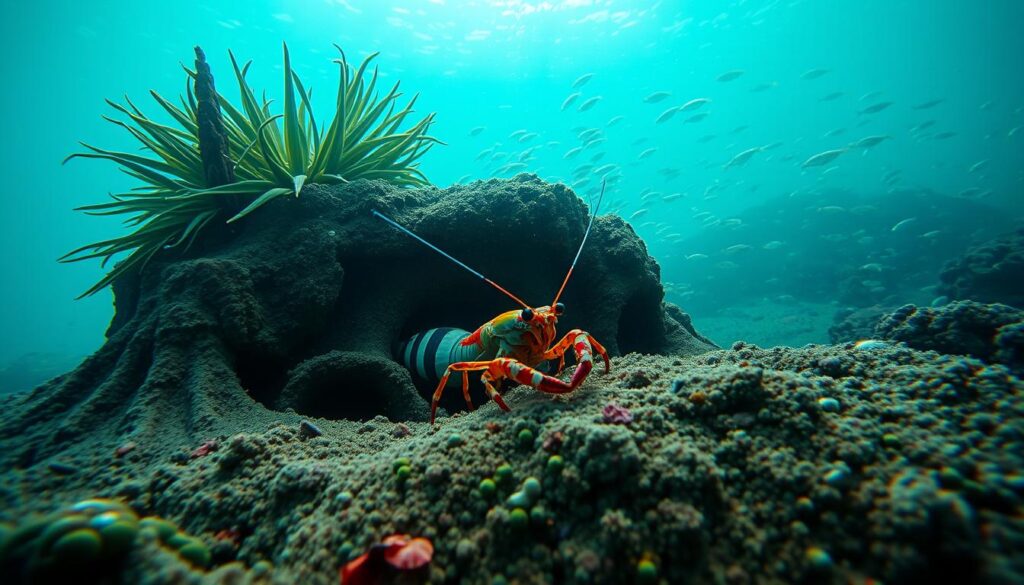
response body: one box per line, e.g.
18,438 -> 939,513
139,517 -> 178,541
547,455 -> 564,474
805,546 -> 833,570
529,506 -> 547,525
396,465 -> 412,482
52,528 -> 102,563
881,433 -> 900,447
99,520 -> 139,555
523,477 -> 542,500
479,478 -> 497,498
507,491 -> 530,508
518,429 -> 535,448
38,515 -> 89,551
637,559 -> 658,584
508,508 -> 529,530
495,464 -> 513,483
447,433 -> 463,447
393,457 -> 411,472
940,466 -> 965,489
167,532 -> 192,550
338,541 -> 355,561
178,538 -> 211,567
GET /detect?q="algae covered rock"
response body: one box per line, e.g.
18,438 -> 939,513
875,301 -> 1024,370
0,176 -> 714,470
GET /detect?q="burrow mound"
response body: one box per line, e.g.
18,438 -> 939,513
0,175 -> 714,468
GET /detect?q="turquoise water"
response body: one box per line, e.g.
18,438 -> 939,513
2,0 -> 1022,385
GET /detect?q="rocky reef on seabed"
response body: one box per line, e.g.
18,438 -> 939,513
938,228 -> 1024,309
1,176 -> 1023,584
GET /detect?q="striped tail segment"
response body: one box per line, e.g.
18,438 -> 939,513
398,328 -> 482,386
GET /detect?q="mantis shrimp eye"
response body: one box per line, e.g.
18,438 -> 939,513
520,308 -> 534,321
554,303 -> 565,315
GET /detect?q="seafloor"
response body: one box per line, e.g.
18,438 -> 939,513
0,178 -> 1022,584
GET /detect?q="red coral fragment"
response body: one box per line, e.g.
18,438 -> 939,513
602,403 -> 634,425
191,440 -> 218,459
340,534 -> 433,585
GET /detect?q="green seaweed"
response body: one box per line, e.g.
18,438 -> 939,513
62,43 -> 440,298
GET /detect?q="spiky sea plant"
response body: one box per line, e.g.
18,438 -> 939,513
62,44 -> 440,298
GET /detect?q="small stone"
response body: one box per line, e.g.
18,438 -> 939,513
518,429 -> 535,448
393,457 -> 411,472
495,464 -> 513,483
547,455 -> 564,474
396,465 -> 412,482
805,546 -> 833,571
671,378 -> 685,393
508,508 -> 528,530
523,477 -> 542,500
507,491 -> 530,508
823,466 -> 849,486
298,420 -> 322,439
52,528 -> 102,562
817,397 -> 840,413
335,491 -> 354,507
637,559 -> 658,584
178,538 -> 212,567
455,538 -> 477,563
479,478 -> 497,498
881,433 -> 900,448
447,433 -> 463,448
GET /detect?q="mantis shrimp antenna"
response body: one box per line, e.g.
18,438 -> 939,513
372,209 -> 531,309
551,179 -> 606,308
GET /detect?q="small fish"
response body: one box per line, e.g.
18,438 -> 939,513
685,253 -> 709,260
967,159 -> 989,174
912,99 -> 944,110
1009,126 -> 1020,138
697,134 -> 717,143
572,73 -> 594,89
679,98 -> 711,112
518,132 -> 538,143
475,147 -> 495,161
801,148 -> 846,168
911,120 -> 937,133
723,146 -> 762,169
860,263 -> 884,272
630,209 -> 649,219
921,230 -> 941,238
561,92 -> 581,111
563,146 -> 583,159
762,240 -> 784,250
509,129 -> 527,139
750,81 -> 777,92
891,217 -> 917,232
577,96 -> 602,112
817,206 -> 845,214
684,112 -> 709,124
717,70 -> 745,82
468,126 -> 486,136
859,90 -> 884,102
819,91 -> 844,102
638,148 -> 658,159
731,125 -> 749,134
851,135 -> 892,149
824,128 -> 847,138
933,131 -> 957,140
800,68 -> 830,80
725,244 -> 752,253
573,164 -> 594,176
655,106 -> 679,124
662,193 -> 684,202
593,163 -> 618,175
858,101 -> 893,115
497,162 -> 527,173
644,91 -> 672,103
607,115 -> 624,126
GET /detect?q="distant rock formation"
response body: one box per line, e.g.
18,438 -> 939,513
938,228 -> 1024,309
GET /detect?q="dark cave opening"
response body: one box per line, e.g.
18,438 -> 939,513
282,352 -> 405,421
617,288 -> 664,355
233,350 -> 290,409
